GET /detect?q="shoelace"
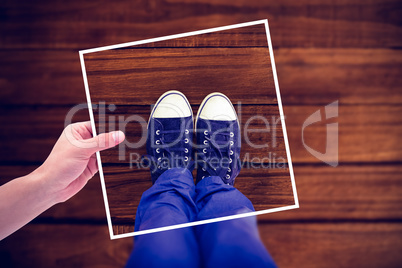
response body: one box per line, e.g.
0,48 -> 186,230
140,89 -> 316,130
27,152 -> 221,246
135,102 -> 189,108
198,128 -> 235,179
143,129 -> 194,171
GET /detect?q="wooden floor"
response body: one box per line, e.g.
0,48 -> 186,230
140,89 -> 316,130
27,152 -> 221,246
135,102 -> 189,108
1,0 -> 402,267
83,24 -> 294,235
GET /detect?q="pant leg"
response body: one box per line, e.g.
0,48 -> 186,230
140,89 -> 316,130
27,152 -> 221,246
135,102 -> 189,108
194,176 -> 277,268
126,168 -> 201,268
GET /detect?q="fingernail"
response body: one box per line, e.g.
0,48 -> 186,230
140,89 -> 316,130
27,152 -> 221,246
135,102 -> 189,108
112,131 -> 122,143
113,130 -> 124,143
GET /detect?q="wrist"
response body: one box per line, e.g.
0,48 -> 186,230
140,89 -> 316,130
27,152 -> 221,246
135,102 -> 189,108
31,164 -> 63,206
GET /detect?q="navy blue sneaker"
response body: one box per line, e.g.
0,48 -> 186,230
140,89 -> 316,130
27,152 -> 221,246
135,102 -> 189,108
195,92 -> 241,185
144,90 -> 193,184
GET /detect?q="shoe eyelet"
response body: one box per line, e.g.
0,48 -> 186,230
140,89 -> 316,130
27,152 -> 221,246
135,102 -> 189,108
157,157 -> 161,161
156,140 -> 160,145
158,166 -> 161,169
226,174 -> 230,179
230,150 -> 233,155
226,183 -> 230,185
204,130 -> 208,135
202,168 -> 206,171
185,129 -> 189,134
184,148 -> 188,153
230,132 -> 234,137
156,148 -> 160,153
203,148 -> 207,154
230,141 -> 234,146
203,140 -> 208,145
202,176 -> 205,179
228,168 -> 231,172
229,158 -> 232,163
184,156 -> 189,161
184,138 -> 189,143
156,130 -> 160,135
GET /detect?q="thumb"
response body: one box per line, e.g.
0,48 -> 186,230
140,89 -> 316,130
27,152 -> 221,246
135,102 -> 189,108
84,130 -> 125,155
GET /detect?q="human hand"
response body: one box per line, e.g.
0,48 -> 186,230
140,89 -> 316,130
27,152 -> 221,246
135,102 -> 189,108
35,121 -> 125,204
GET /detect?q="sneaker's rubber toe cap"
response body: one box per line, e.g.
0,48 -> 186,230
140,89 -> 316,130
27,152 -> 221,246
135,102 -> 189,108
153,91 -> 192,118
198,93 -> 237,121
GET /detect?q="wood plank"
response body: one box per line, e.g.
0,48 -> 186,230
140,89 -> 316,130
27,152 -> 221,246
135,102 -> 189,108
113,221 -> 402,266
0,166 -> 106,221
0,0 -> 401,49
84,47 -> 277,105
7,223 -> 399,268
95,105 -> 287,164
277,48 -> 402,105
0,104 -> 401,164
96,24 -> 269,48
0,2 -> 400,266
0,50 -> 86,105
1,165 -> 401,223
0,104 -> 284,163
0,224 -> 132,268
93,164 -> 402,232
103,165 -> 294,230
259,165 -> 402,221
285,104 -> 402,164
0,104 -> 288,164
0,106 -> 89,164
110,223 -> 402,267
0,48 -> 400,105
112,222 -> 402,267
260,222 -> 402,268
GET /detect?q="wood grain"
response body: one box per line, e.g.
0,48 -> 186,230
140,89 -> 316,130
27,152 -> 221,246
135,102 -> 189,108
1,49 -> 400,105
102,165 -> 293,228
260,222 -> 402,268
1,104 -> 401,164
0,224 -> 132,268
259,165 -> 402,221
85,47 -> 277,105
2,165 -> 401,223
0,166 -> 106,221
95,104 -> 287,164
0,0 -> 401,49
111,222 -> 402,267
0,0 -> 401,266
6,223 -> 397,268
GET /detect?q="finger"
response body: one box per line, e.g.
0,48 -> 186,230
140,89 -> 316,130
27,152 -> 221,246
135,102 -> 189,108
80,121 -> 94,138
64,121 -> 93,143
84,130 -> 125,155
87,154 -> 99,177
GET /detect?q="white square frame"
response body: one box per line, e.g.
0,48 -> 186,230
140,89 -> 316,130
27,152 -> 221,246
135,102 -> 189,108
79,19 -> 299,240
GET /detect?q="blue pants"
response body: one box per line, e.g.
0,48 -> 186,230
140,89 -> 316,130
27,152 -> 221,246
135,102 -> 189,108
126,168 -> 276,268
